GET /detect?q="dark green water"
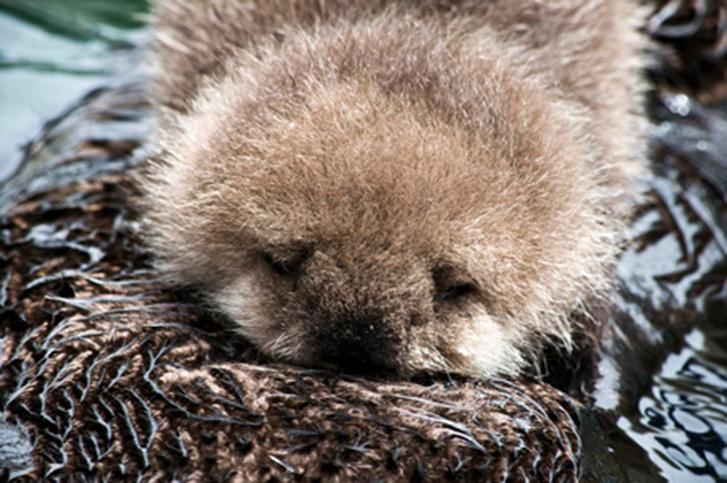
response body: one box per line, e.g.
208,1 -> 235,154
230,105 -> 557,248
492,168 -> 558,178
1,2 -> 725,481
0,0 -> 147,180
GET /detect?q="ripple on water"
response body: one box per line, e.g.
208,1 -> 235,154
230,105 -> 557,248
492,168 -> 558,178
621,328 -> 727,482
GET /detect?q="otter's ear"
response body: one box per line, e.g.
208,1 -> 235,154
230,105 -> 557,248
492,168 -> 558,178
261,246 -> 312,277
432,266 -> 478,303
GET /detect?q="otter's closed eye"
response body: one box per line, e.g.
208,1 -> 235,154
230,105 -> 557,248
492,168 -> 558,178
441,283 -> 477,301
433,267 -> 478,302
262,249 -> 311,277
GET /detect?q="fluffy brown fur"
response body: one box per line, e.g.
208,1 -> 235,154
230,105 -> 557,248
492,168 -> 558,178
140,0 -> 648,378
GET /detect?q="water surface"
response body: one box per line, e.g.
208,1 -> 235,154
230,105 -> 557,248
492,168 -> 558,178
0,0 -> 146,180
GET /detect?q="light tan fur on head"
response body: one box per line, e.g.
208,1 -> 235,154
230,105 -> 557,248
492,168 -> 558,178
140,0 -> 648,378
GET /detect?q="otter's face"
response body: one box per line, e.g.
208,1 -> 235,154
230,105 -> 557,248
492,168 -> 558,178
215,236 -> 525,377
145,75 -> 615,378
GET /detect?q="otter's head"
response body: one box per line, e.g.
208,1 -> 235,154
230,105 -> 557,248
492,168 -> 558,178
143,26 -> 617,378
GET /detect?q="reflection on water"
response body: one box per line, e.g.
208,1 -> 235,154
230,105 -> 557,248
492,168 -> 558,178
585,84 -> 727,482
621,328 -> 727,482
0,0 -> 146,181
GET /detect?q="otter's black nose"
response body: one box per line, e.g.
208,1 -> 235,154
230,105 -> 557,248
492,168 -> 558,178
314,323 -> 397,374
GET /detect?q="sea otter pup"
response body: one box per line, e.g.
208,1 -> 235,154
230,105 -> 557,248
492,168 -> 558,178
140,0 -> 647,378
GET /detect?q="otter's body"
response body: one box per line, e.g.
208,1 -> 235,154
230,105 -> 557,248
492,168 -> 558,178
141,0 -> 647,378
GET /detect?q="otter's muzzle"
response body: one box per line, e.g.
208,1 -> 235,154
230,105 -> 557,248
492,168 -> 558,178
312,318 -> 398,375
